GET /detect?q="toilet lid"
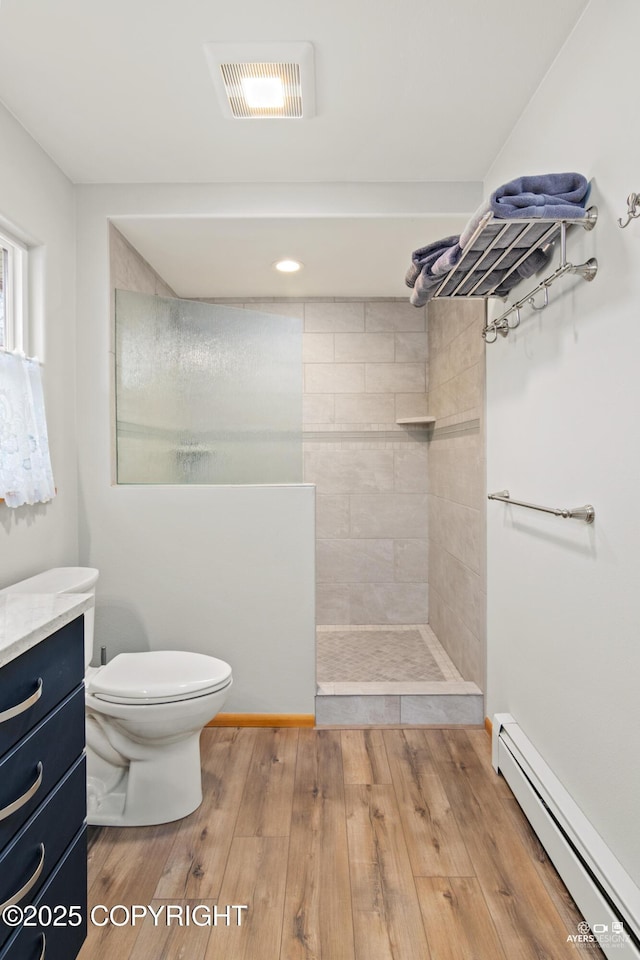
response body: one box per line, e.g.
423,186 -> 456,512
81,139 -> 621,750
87,650 -> 232,704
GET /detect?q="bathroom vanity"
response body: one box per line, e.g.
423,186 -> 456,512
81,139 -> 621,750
0,593 -> 92,960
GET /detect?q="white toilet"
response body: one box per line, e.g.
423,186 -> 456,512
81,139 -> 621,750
2,567 -> 233,827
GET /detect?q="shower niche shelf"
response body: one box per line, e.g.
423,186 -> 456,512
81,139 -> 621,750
396,416 -> 436,426
428,206 -> 598,343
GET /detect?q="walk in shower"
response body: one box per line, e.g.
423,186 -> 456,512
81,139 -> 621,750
303,297 -> 486,724
113,252 -> 485,724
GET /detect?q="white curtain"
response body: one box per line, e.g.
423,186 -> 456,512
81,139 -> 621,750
0,351 -> 56,508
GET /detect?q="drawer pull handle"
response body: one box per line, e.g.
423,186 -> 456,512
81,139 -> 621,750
0,763 -> 44,822
39,932 -> 46,960
0,843 -> 45,911
0,679 -> 43,724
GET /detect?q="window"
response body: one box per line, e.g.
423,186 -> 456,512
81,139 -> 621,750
0,228 -> 28,354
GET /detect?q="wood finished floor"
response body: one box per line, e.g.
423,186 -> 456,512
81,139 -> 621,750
79,727 -> 605,960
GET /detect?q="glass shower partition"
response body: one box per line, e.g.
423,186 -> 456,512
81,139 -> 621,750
115,290 -> 303,485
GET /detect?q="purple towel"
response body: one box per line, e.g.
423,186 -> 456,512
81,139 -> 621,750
491,172 -> 590,220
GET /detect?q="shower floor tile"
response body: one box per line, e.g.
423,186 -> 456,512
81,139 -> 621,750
315,625 -> 482,724
316,623 -> 463,685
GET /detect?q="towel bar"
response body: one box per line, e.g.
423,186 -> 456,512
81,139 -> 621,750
488,490 -> 595,523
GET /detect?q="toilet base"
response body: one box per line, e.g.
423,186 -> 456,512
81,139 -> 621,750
86,730 -> 204,826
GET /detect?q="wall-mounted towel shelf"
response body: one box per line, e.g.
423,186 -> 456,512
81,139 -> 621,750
488,489 -> 595,523
430,207 -> 598,344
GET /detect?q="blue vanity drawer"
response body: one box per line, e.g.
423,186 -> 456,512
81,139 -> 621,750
0,617 -> 84,759
0,757 -> 86,950
0,687 -> 85,849
0,827 -> 87,960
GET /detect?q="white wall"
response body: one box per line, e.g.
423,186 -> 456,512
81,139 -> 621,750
0,103 -> 78,586
485,0 -> 640,886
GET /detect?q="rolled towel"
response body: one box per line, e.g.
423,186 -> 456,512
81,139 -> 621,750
405,235 -> 459,289
490,172 -> 590,220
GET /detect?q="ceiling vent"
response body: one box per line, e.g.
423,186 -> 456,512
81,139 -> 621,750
204,42 -> 315,119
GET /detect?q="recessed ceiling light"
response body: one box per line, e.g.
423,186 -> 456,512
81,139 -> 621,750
204,42 -> 315,119
274,259 -> 303,273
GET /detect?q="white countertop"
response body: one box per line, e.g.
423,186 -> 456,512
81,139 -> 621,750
0,593 -> 93,668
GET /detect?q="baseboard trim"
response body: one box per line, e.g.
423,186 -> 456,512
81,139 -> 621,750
207,713 -> 315,728
485,716 -> 493,737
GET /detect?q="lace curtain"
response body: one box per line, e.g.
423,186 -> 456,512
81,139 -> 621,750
0,351 -> 56,508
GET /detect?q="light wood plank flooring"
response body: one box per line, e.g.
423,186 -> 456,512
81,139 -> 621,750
79,727 -> 605,960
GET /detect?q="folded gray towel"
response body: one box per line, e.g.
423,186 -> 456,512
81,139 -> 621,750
490,172 -> 590,220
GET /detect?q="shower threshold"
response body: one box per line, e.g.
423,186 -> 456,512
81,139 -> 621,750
316,624 -> 483,726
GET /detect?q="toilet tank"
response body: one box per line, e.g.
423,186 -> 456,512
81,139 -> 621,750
1,567 -> 99,667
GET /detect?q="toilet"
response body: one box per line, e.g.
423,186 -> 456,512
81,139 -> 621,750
1,567 -> 232,827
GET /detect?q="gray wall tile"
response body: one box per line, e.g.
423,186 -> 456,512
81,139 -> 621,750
348,582 -> 428,624
334,333 -> 395,363
395,331 -> 428,363
303,394 -> 335,424
305,363 -> 366,394
315,695 -> 401,725
429,542 -> 482,637
316,495 -> 350,538
316,539 -> 395,583
394,446 -> 429,493
428,496 -> 481,573
303,333 -> 335,362
316,583 -> 350,623
243,301 -> 305,319
394,539 -> 429,582
427,299 -> 485,687
299,300 -> 430,630
305,301 -> 365,333
366,362 -> 426,394
350,494 -> 428,538
395,394 -> 430,421
334,394 -> 396,424
400,694 -> 483,724
305,450 -> 395,494
366,301 -> 426,332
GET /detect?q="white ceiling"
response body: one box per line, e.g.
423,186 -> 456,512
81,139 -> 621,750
0,0 -> 588,295
112,215 -> 468,298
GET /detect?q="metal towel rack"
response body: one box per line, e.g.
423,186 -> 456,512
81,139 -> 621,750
481,208 -> 598,342
425,207 -> 597,342
488,490 -> 595,523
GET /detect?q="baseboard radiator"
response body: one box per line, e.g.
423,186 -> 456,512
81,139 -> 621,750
492,714 -> 640,959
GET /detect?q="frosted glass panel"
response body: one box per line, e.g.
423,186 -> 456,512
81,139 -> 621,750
115,290 -> 302,484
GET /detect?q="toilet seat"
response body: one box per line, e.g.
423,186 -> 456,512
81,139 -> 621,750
87,650 -> 232,705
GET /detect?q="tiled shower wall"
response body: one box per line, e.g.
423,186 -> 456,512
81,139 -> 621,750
427,299 -> 486,687
303,300 -> 429,625
109,238 -> 431,628
110,243 -> 484,674
110,225 -> 176,300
